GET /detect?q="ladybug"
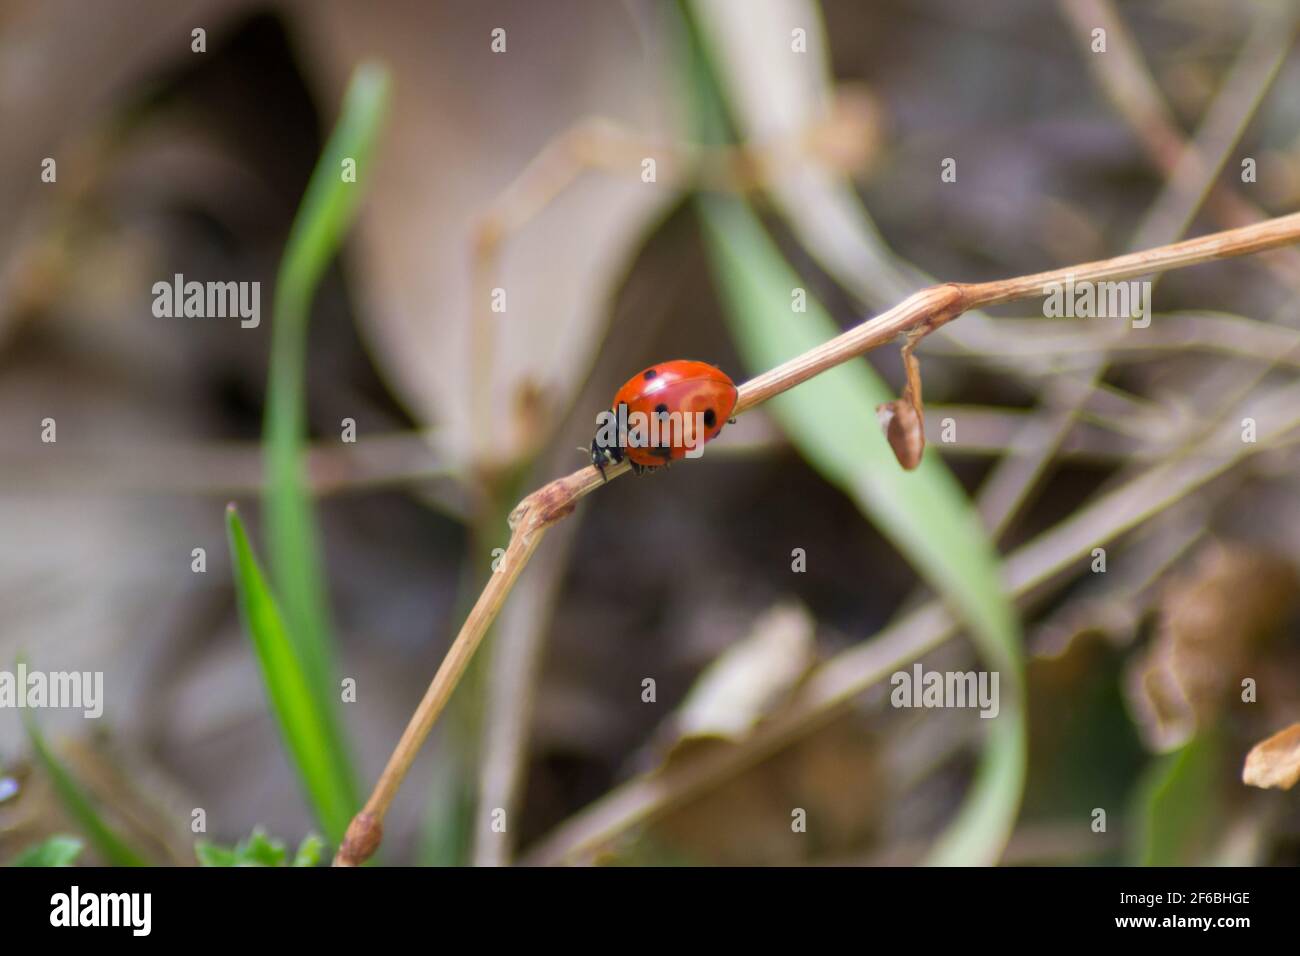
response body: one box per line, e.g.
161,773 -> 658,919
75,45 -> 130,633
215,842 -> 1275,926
590,360 -> 738,478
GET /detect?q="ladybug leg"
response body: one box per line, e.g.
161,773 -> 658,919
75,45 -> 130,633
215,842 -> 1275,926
591,437 -> 623,482
650,442 -> 674,469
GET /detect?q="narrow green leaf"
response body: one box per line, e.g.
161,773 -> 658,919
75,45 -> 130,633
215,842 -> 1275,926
21,706 -> 147,867
13,835 -> 84,867
676,0 -> 1025,864
264,62 -> 390,746
698,196 -> 1026,865
225,506 -> 356,844
1133,731 -> 1222,866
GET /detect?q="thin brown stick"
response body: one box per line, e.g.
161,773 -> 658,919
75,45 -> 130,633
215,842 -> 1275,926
333,208 -> 1300,866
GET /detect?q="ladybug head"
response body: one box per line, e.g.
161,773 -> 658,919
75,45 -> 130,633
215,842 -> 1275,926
589,435 -> 622,481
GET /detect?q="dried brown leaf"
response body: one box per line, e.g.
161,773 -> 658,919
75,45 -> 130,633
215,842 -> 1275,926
665,602 -> 816,753
1126,542 -> 1298,751
1242,722 -> 1300,790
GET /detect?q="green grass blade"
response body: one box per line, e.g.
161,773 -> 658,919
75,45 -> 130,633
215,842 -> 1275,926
1133,730 -> 1222,866
264,62 -> 390,710
225,505 -> 357,844
21,706 -> 147,867
698,195 -> 1026,865
13,835 -> 84,867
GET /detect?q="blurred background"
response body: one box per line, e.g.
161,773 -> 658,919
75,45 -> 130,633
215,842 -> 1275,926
2,0 -> 1299,867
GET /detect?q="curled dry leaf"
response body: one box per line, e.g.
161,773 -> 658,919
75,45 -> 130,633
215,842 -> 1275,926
1126,542 -> 1298,752
616,602 -> 860,865
1242,722 -> 1300,790
663,602 -> 816,755
638,604 -> 883,864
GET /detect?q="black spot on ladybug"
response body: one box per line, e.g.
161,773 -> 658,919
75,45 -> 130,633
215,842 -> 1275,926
654,403 -> 668,415
653,444 -> 673,459
644,369 -> 658,380
704,408 -> 717,428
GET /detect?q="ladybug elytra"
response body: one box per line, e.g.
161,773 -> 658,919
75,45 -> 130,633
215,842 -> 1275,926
590,360 -> 738,478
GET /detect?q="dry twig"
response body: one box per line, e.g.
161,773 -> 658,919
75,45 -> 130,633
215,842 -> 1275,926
335,209 -> 1300,866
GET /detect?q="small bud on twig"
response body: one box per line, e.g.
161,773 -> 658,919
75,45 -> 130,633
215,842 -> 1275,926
877,329 -> 927,470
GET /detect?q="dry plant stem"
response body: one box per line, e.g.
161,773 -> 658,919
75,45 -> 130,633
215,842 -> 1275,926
901,332 -> 924,423
334,514 -> 552,866
333,208 -> 1300,866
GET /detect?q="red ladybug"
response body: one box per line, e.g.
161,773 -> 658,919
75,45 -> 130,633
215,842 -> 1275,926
590,360 -> 738,477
